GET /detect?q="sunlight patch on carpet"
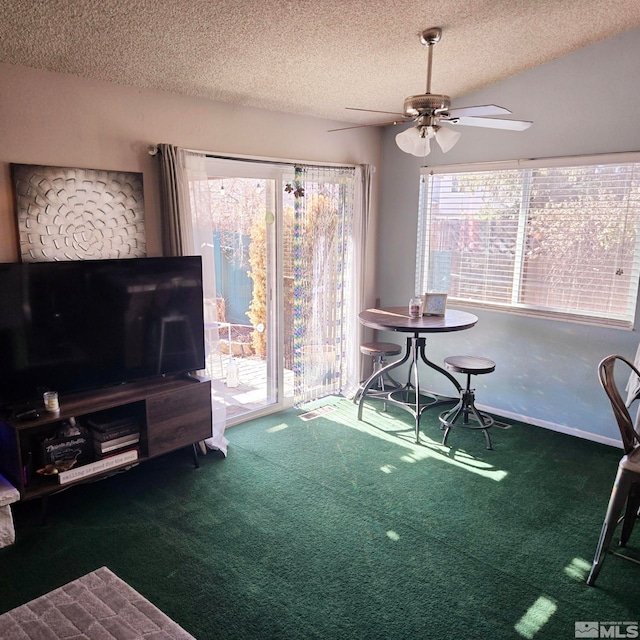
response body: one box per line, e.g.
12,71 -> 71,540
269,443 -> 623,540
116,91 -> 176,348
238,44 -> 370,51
564,557 -> 591,581
401,446 -> 507,481
266,423 -> 290,433
380,464 -> 397,474
328,408 -> 508,481
514,596 -> 557,639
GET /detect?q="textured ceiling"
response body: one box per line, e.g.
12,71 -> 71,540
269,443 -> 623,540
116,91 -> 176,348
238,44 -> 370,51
1,0 -> 640,126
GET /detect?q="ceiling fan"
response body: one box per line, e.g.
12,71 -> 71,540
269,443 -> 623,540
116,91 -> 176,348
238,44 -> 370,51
330,27 -> 533,157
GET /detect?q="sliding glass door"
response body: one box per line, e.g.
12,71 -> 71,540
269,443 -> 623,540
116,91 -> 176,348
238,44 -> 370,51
190,158 -> 358,424
189,160 -> 285,423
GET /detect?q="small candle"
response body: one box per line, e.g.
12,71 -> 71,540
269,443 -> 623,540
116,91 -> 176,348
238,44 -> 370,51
409,297 -> 423,318
43,391 -> 59,412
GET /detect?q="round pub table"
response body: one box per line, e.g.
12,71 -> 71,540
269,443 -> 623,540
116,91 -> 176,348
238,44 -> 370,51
357,306 -> 478,443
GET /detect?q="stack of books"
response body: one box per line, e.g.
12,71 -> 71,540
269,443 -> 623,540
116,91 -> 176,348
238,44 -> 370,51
87,415 -> 140,459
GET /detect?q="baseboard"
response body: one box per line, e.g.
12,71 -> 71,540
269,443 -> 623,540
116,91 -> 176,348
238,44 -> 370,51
476,404 -> 623,449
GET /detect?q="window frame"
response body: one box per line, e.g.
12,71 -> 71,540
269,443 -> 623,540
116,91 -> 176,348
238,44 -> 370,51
416,152 -> 640,329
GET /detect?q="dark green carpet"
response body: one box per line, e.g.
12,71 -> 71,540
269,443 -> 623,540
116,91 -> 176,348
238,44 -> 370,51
1,398 -> 638,639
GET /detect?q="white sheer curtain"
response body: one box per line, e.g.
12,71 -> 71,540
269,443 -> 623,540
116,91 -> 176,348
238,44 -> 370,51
342,164 -> 372,399
291,163 -> 371,405
158,145 -> 228,454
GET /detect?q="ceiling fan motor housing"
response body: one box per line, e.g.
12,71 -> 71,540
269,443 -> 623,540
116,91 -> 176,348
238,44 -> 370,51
403,93 -> 451,117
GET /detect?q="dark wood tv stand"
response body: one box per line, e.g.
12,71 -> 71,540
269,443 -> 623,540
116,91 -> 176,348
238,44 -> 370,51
0,375 -> 213,504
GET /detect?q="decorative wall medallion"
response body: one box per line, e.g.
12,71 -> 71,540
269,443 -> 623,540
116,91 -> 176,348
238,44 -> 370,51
11,163 -> 146,262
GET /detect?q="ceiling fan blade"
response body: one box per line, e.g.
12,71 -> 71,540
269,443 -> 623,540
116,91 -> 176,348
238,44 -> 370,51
445,104 -> 512,118
328,119 -> 406,132
447,116 -> 533,131
346,107 -> 407,117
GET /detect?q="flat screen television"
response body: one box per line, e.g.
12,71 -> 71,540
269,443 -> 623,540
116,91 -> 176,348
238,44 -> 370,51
0,256 -> 205,411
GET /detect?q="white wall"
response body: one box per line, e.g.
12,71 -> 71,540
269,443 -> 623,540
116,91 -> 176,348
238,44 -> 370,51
377,27 -> 640,446
0,62 -> 382,276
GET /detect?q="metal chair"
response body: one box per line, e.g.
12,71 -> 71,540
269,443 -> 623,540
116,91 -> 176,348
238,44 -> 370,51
586,354 -> 640,586
438,355 -> 495,450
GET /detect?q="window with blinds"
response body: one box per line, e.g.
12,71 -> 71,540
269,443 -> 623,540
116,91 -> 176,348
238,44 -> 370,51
416,154 -> 640,328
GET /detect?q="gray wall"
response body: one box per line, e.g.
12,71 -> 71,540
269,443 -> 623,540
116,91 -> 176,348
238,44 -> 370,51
377,27 -> 640,445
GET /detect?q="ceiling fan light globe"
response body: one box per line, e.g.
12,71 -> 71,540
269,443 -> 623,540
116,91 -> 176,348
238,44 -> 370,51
395,127 -> 421,154
411,134 -> 431,157
435,126 -> 461,153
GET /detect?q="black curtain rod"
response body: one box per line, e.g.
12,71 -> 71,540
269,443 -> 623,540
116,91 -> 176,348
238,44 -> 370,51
152,145 -> 354,171
202,153 -> 355,172
204,153 -> 294,168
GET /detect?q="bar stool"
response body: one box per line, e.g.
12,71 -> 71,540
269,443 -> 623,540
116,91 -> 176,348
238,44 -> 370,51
355,342 -> 402,407
438,355 -> 495,449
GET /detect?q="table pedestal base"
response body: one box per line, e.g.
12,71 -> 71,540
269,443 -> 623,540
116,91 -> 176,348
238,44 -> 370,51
357,335 -> 462,443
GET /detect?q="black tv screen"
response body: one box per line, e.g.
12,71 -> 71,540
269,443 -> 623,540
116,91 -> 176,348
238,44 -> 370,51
0,256 -> 205,409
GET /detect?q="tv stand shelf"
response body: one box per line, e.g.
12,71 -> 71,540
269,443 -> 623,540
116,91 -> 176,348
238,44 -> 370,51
0,376 -> 212,502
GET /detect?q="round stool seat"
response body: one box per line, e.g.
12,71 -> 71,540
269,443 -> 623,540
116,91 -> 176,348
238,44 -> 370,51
444,355 -> 495,376
360,342 -> 402,357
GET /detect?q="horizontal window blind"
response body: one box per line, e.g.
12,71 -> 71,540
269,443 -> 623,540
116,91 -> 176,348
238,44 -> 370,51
416,154 -> 640,328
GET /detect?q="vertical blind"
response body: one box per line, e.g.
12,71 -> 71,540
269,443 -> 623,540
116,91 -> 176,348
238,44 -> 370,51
416,154 -> 640,328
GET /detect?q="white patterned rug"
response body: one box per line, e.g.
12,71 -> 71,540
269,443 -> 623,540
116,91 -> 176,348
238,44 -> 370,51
0,566 -> 195,639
